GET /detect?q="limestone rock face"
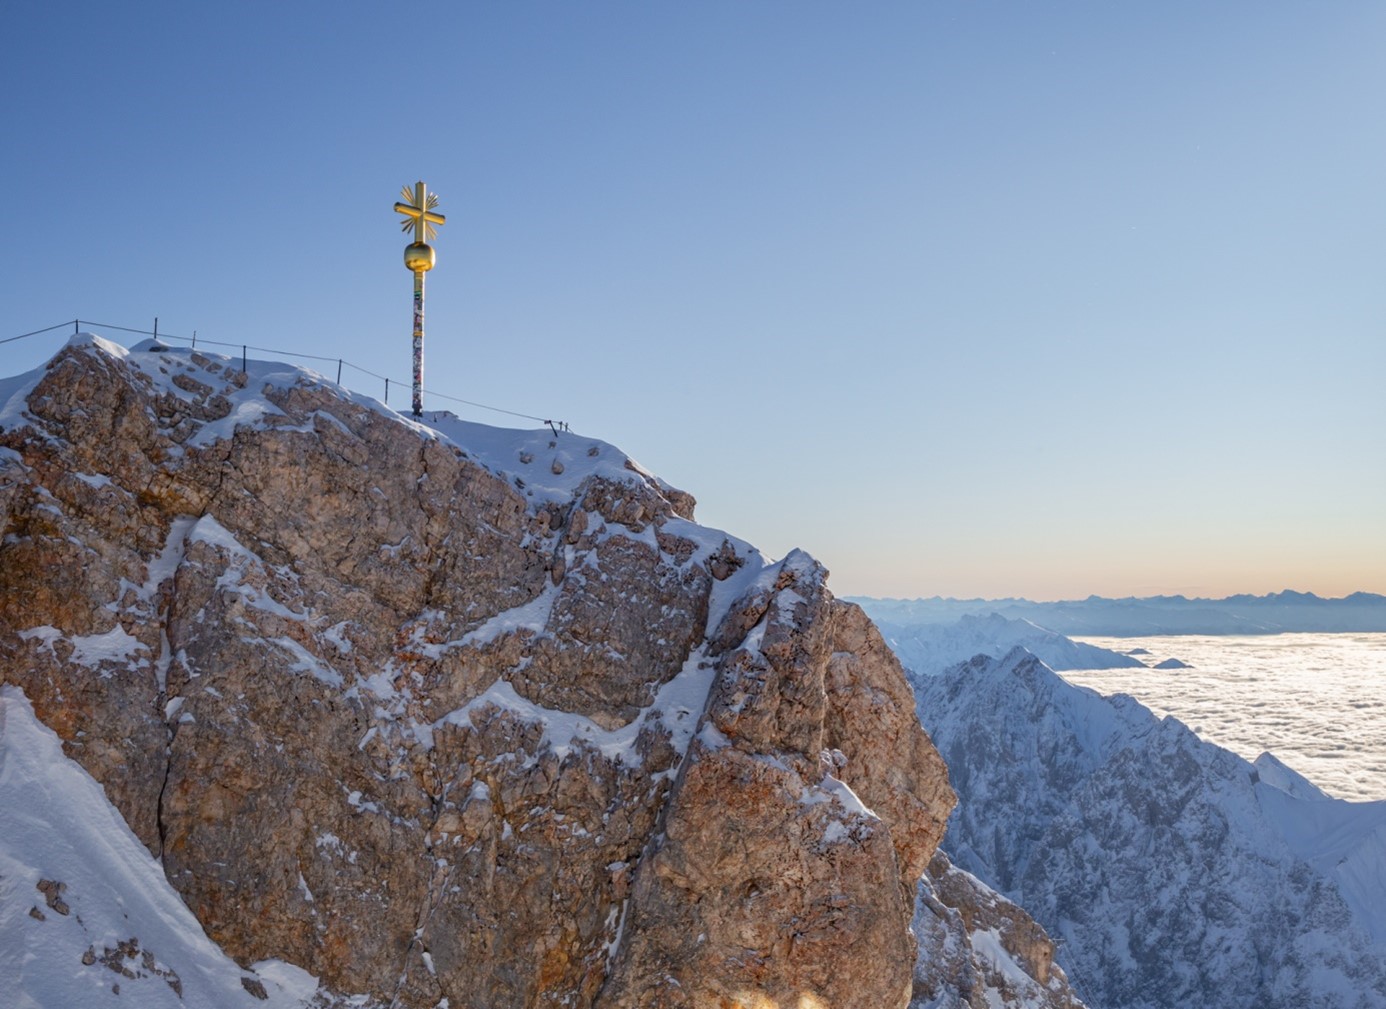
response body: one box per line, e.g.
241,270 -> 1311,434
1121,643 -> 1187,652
0,338 -> 956,1008
600,555 -> 947,1009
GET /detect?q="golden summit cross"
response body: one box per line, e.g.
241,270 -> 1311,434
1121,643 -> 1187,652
393,181 -> 446,418
394,182 -> 446,244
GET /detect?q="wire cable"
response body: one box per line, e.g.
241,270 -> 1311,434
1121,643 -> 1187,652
0,321 -> 77,345
6,318 -> 567,428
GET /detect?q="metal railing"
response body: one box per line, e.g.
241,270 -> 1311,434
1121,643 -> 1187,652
4,318 -> 568,432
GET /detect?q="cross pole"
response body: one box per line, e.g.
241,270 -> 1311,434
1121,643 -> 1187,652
393,181 -> 446,417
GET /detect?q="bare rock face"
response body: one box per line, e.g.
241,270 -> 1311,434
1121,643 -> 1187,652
601,555 -> 946,1008
0,338 -> 956,1008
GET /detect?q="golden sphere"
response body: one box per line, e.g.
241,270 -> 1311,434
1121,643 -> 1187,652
404,242 -> 436,272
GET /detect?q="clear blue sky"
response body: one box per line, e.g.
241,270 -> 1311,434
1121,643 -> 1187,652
3,1 -> 1383,600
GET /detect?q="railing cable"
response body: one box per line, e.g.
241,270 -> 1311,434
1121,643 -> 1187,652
3,319 -> 567,429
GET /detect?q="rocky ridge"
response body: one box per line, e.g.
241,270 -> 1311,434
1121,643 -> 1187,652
911,852 -> 1086,1009
0,336 -> 1068,1008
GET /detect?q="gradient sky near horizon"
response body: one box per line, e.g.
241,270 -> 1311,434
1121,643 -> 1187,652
3,1 -> 1383,601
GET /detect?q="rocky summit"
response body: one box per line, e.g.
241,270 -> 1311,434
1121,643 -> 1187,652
0,336 -> 1074,1009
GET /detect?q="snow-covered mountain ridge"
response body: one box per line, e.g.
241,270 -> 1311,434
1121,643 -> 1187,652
866,610 -> 1142,675
853,592 -> 1386,635
0,335 -> 1076,1008
915,647 -> 1386,1009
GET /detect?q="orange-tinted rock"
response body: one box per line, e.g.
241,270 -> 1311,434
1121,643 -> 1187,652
1,340 -> 956,1007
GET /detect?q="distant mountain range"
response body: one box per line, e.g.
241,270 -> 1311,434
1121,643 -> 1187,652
849,591 -> 1386,636
864,611 -> 1144,676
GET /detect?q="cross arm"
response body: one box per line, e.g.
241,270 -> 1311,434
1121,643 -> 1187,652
394,202 -> 447,226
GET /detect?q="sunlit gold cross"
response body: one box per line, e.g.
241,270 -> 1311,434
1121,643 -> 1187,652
394,181 -> 446,243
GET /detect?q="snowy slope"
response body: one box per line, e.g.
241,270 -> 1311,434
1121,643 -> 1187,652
1253,751 -> 1331,802
0,687 -> 326,1009
867,610 -> 1142,675
914,649 -> 1386,1009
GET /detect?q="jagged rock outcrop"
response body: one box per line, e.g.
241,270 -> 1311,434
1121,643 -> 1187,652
0,337 -> 956,1008
911,852 -> 1087,1009
600,569 -> 953,1009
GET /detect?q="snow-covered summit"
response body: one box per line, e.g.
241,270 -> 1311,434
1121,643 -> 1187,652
864,609 -> 1143,675
1253,750 -> 1331,801
0,333 -> 693,516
